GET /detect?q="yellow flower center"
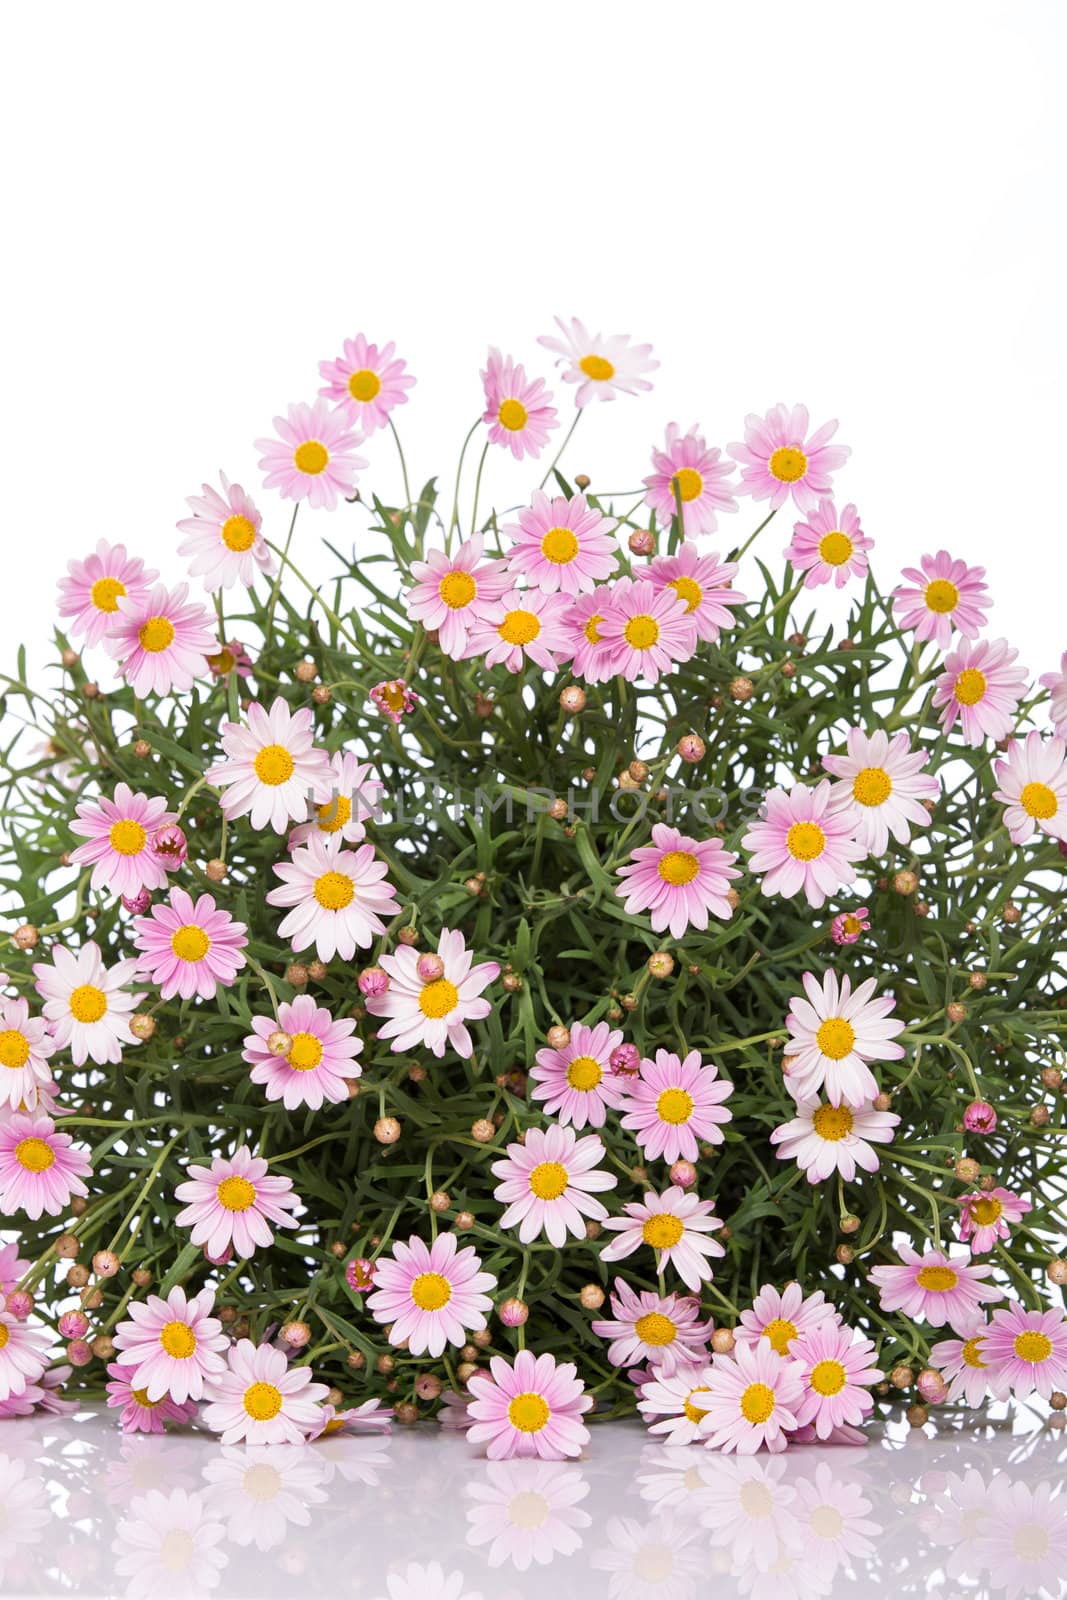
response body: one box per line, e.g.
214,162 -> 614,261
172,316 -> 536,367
1021,782 -> 1057,820
817,531 -> 853,566
810,1505 -> 844,1540
0,1030 -> 31,1069
287,1032 -> 324,1071
583,615 -> 602,645
656,1088 -> 694,1125
954,667 -> 987,707
683,1387 -> 711,1424
0,1325 -> 7,1351
529,1161 -> 569,1201
316,794 -> 352,834
138,616 -> 176,653
1014,1330 -> 1053,1364
69,984 -> 108,1024
566,1055 -> 602,1092
438,570 -> 478,609
624,615 -> 660,650
497,398 -> 528,432
852,767 -> 892,806
915,1265 -> 959,1293
243,1463 -> 283,1498
815,1018 -> 856,1060
348,368 -> 381,403
785,822 -> 826,861
740,1481 -> 774,1518
90,576 -> 126,613
243,1381 -> 283,1421
1014,1524 -> 1050,1562
508,1491 -> 550,1529
379,682 -> 407,713
740,1381 -> 776,1424
668,576 -> 703,613
762,1317 -> 798,1355
253,744 -> 296,786
812,1104 -> 854,1141
658,849 -> 700,887
171,925 -> 210,963
642,1214 -> 685,1249
418,978 -> 459,1019
809,1358 -> 847,1396
159,1320 -> 197,1359
410,1272 -> 452,1312
294,440 -> 329,475
842,914 -> 864,935
507,1392 -> 551,1432
961,1336 -> 987,1368
207,648 -> 236,675
498,609 -> 541,647
579,354 -> 615,381
314,871 -> 355,910
970,1196 -> 1002,1227
924,578 -> 960,614
671,468 -> 703,503
132,1387 -> 161,1408
221,514 -> 257,553
769,446 -> 808,483
14,1137 -> 54,1173
108,818 -> 148,856
540,527 -> 579,565
217,1175 -> 256,1211
160,1531 -> 196,1574
634,1312 -> 677,1347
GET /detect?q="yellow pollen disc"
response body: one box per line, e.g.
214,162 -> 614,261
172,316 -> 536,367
961,1336 -> 987,1368
740,1481 -> 774,1518
634,1312 -> 677,1347
287,1032 -> 324,1071
815,1018 -> 856,1060
508,1491 -> 550,1529
131,1387 -> 162,1408
243,1381 -> 283,1421
69,984 -> 108,1024
529,1160 -> 569,1201
316,794 -> 352,833
810,1505 -> 844,1540
108,818 -> 148,856
380,682 -> 406,712
410,1272 -> 452,1312
915,1265 -> 959,1292
0,1325 -> 7,1351
762,1317 -> 798,1356
171,925 -> 210,963
0,1030 -> 31,1069
740,1381 -> 776,1425
657,849 -> 700,886
90,576 -> 126,613
669,576 -> 703,613
684,1388 -> 711,1424
253,743 -> 295,786
584,615 -> 602,644
418,978 -> 459,1019
843,915 -> 863,935
1014,1330 -> 1053,1364
498,398 -> 529,432
243,1463 -> 283,1498
786,822 -> 826,861
769,446 -> 808,483
314,871 -> 355,911
159,1320 -> 197,1359
348,368 -> 381,403
14,1137 -> 54,1173
1021,781 -> 1057,820
642,1213 -> 685,1249
319,1418 -> 345,1438
1014,1525 -> 1050,1562
624,615 -> 660,651
566,1055 -> 602,1092
809,1358 -> 847,1396
294,440 -> 329,475
579,353 -> 615,382
954,667 -> 987,707
656,1087 -> 694,1125
217,1175 -> 256,1211
924,578 -> 960,614
817,531 -> 853,566
160,1531 -> 195,1574
138,616 -> 176,653
671,467 -> 704,503
221,514 -> 256,552
540,527 -> 579,564
507,1391 -> 551,1432
812,1104 -> 854,1141
852,767 -> 892,807
498,609 -> 541,647
971,1196 -> 1002,1226
438,570 -> 477,609
207,648 -> 236,675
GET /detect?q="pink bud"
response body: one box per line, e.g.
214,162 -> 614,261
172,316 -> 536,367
204,1243 -> 233,1266
677,734 -> 706,764
358,966 -> 389,998
499,1297 -> 529,1327
66,1339 -> 93,1367
58,1310 -> 89,1339
917,1368 -> 948,1404
963,1099 -> 997,1133
4,1290 -> 32,1319
416,953 -> 445,983
346,1257 -> 375,1293
609,1043 -> 640,1076
121,889 -> 152,915
151,823 -> 188,869
669,1160 -> 698,1189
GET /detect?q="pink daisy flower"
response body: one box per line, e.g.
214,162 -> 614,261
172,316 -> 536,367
0,996 -> 56,1110
504,490 -> 617,595
266,835 -> 399,961
891,549 -> 992,649
68,783 -> 177,898
592,1279 -> 712,1376
538,316 -> 658,406
369,678 -> 418,723
242,994 -> 362,1110
174,1146 -> 299,1259
600,1186 -> 726,1292
0,1242 -> 30,1295
728,403 -> 850,513
741,780 -> 864,910
770,1096 -> 899,1183
929,1318 -> 1007,1407
784,499 -> 872,589
647,543 -> 746,644
615,821 -> 742,937
560,586 -> 624,682
465,1458 -> 592,1567
104,581 -> 219,698
790,1323 -> 882,1439
643,422 -> 739,538
467,588 -> 572,674
933,636 -> 1029,747
830,906 -> 870,946
993,729 -> 1067,844
869,1244 -> 1002,1331
783,971 -> 905,1109
0,1309 -> 50,1402
366,1232 -> 497,1358
0,1113 -> 91,1219
364,927 -> 498,1058
823,727 -> 940,857
735,1282 -> 838,1358
105,1362 -> 197,1434
983,1303 -> 1067,1400
133,888 -> 248,1001
699,1340 -> 805,1454
202,1339 -> 330,1444
113,1285 -> 228,1404
33,939 -> 144,1065
206,638 -> 254,680
318,333 -> 415,434
596,578 -> 697,684
287,750 -> 384,851
529,1019 -> 626,1128
636,1362 -> 716,1445
56,539 -> 158,648
1040,650 -> 1067,737
957,1187 -> 1032,1254
306,1397 -> 394,1439
492,1123 -> 616,1246
406,533 -> 510,659
481,347 -> 559,460
207,697 -> 333,835
466,1350 -> 592,1461
255,399 -> 366,510
176,472 -> 273,592
619,1048 -> 733,1164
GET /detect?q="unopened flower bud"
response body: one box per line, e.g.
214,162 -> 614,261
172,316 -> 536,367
955,1157 -> 981,1183
907,1403 -> 929,1428
546,1025 -> 570,1050
130,1014 -> 156,1041
574,473 -> 591,490
93,1250 -> 120,1279
132,1267 -> 152,1287
417,953 -> 445,983
946,1001 -> 967,1024
839,1214 -> 861,1234
66,1264 -> 90,1288
677,734 -> 705,763
294,659 -> 317,683
455,1210 -> 475,1231
66,1339 -> 93,1367
471,1118 -> 495,1143
1003,901 -> 1020,923
963,1099 -> 997,1133
669,1159 -> 697,1189
267,1030 -> 293,1057
59,1310 -> 89,1339
893,870 -> 918,896
502,973 -> 523,992
374,1117 -> 401,1145
711,1328 -> 735,1354
358,966 -> 389,998
286,963 -> 308,986
4,1290 -> 32,1319
55,1234 -> 80,1259
559,686 -> 586,714
628,528 -> 655,557
13,924 -> 38,950
429,1190 -> 451,1213
281,1320 -> 311,1349
205,858 -> 227,883
729,676 -> 753,703
61,647 -> 79,668
890,1364 -> 914,1389
307,960 -> 327,981
91,1334 -> 116,1361
499,1298 -> 529,1327
648,952 -> 674,978
1048,1259 -> 1067,1286
1031,1105 -> 1051,1128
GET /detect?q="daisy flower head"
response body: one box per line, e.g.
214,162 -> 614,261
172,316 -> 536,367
643,422 -> 739,538
0,996 -> 56,1110
369,677 -> 419,723
824,728 -> 940,856
783,971 -> 906,1108
735,1282 -> 838,1359
933,636 -> 1029,747
869,1243 -> 1002,1331
619,1048 -> 733,1164
504,490 -> 617,595
481,347 -> 559,460
491,1123 -> 616,1246
784,499 -> 872,589
741,781 -> 864,910
206,637 -> 253,680
529,1019 -> 626,1129
68,783 -> 177,899
0,1310 -> 50,1402
287,750 -> 384,851
560,586 -> 624,683
465,1458 -> 592,1570
993,729 -> 1067,844
242,994 -> 362,1110
207,697 -> 333,834
466,1350 -> 592,1461
1041,650 -> 1067,737
790,1323 -> 882,1438
33,939 -> 144,1065
364,927 -> 498,1058
366,1232 -> 497,1358
267,835 -> 399,961
615,821 -> 741,938
0,1113 -> 91,1219
957,1186 -> 1032,1253
699,1339 -> 805,1454
113,1285 -> 228,1404
176,472 -> 273,592
980,1477 -> 1067,1600
202,1339 -> 330,1444
636,1362 -> 716,1445
133,888 -> 248,1001
113,1488 -> 226,1599
306,1396 -> 394,1439
770,1095 -> 899,1183
596,578 -> 697,684
406,533 -> 510,660
892,549 -> 992,649
983,1303 -> 1067,1400
600,1186 -> 726,1292
105,1362 -> 198,1434
56,539 -> 159,647
104,582 -> 219,698
728,403 -> 850,513
647,543 -> 746,644
255,398 -> 367,510
538,315 -> 658,406
831,906 -> 870,946
928,1319 -> 1007,1408
467,588 -> 571,674
592,1279 -> 712,1376
318,333 -> 415,433
174,1146 -> 299,1259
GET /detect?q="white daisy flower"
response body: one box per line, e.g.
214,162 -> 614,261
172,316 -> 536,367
636,1362 -> 716,1445
823,727 -> 940,857
538,316 -> 658,407
600,1186 -> 726,1292
32,940 -> 145,1067
770,1096 -> 900,1183
267,835 -> 400,962
364,928 -> 499,1059
784,971 -> 905,1109
993,729 -> 1067,844
207,698 -> 333,835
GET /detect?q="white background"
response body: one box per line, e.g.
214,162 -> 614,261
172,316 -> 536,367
0,0 -> 1064,682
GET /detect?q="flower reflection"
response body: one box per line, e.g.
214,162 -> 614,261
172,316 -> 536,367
465,1457 -> 591,1570
112,1486 -> 227,1599
372,1561 -> 483,1600
591,1511 -> 706,1599
980,1478 -> 1067,1598
0,1453 -> 49,1584
201,1444 -> 328,1550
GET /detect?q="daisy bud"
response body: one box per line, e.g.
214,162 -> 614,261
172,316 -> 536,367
66,1339 -> 93,1367
59,1311 -> 89,1339
968,971 -> 987,990
648,952 -> 675,978
286,964 -> 309,987
838,638 -> 855,652
416,1373 -> 442,1400
890,1364 -> 914,1389
1031,1105 -> 1051,1128
374,1117 -> 401,1145
946,1002 -> 967,1023
585,1220 -> 601,1239
395,1401 -> 418,1425
294,659 -> 317,683
559,685 -> 586,714
307,960 -> 327,981
728,676 -> 753,703
464,876 -> 485,896
461,1343 -> 478,1362
92,1250 -> 120,1279
398,925 -> 420,945
574,473 -> 591,489
473,692 -> 495,718
130,1014 -> 156,1041
92,1334 -> 116,1361
1049,1258 -> 1067,1287
429,1190 -> 451,1213
82,681 -> 100,699
711,1328 -> 735,1354
499,1298 -> 529,1327
471,1118 -> 495,1143
457,1362 -> 479,1383
55,1234 -> 80,1260
677,734 -> 705,763
907,1404 -> 929,1428
83,1288 -> 104,1309
563,824 -> 577,838
502,973 -> 523,992
376,1354 -> 395,1375
628,528 -> 655,557
955,1157 -> 981,1183
345,1259 -> 375,1294
546,1024 -> 570,1050
621,992 -> 638,1011
582,767 -> 596,782
205,858 -> 227,883
343,1077 -> 362,1098
1003,901 -> 1021,924
617,771 -> 640,791
347,1350 -> 366,1370
781,660 -> 796,679
281,1320 -> 311,1349
628,760 -> 649,783
963,1098 -> 997,1132
610,1043 -> 640,1076
1050,1391 -> 1067,1411
840,1214 -> 861,1234
12,924 -> 38,951
893,870 -> 918,896
548,798 -> 568,821
1041,1067 -> 1063,1090
267,1031 -> 293,1058
312,684 -> 332,705
358,966 -> 389,998
150,824 -> 188,870
473,1328 -> 492,1348
669,1159 -> 697,1189
66,1264 -> 90,1288
121,886 -> 152,913
454,1211 -> 475,1231
789,632 -> 807,648
917,1368 -> 947,1403
416,953 -> 445,983
836,1245 -> 855,1265
132,1268 -> 152,1287
4,1290 -> 32,1319
61,647 -> 79,668
726,888 -> 741,910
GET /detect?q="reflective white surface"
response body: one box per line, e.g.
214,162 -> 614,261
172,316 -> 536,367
1,1407 -> 1066,1598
